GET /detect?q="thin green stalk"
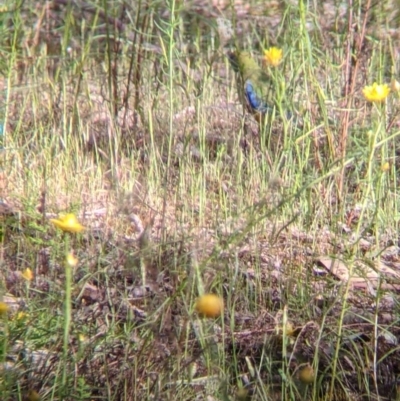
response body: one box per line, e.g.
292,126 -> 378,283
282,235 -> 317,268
62,236 -> 72,389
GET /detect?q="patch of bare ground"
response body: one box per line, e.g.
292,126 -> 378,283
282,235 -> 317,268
2,196 -> 400,399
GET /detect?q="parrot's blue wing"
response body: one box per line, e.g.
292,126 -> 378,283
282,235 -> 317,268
245,80 -> 293,120
244,80 -> 272,114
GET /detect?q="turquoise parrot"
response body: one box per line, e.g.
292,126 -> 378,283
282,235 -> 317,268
228,51 -> 273,114
228,50 -> 291,122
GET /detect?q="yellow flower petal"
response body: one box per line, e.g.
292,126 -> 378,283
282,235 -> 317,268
263,47 -> 283,67
195,294 -> 224,318
50,213 -> 85,233
16,311 -> 29,320
22,268 -> 33,281
362,82 -> 390,102
0,301 -> 9,316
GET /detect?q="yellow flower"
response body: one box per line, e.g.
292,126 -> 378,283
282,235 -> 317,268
16,311 -> 29,320
66,252 -> 79,267
0,301 -> 9,316
195,294 -> 224,318
298,363 -> 315,384
50,213 -> 85,233
22,268 -> 33,281
263,47 -> 283,67
381,161 -> 390,172
236,388 -> 250,401
362,83 -> 390,102
27,390 -> 41,401
282,320 -> 295,336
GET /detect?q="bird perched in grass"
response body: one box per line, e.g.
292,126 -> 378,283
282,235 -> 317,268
228,50 -> 291,124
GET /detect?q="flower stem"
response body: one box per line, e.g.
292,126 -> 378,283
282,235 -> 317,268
62,235 -> 72,388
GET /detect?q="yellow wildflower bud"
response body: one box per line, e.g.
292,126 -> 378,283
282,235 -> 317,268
195,294 -> 224,318
27,390 -> 41,401
283,321 -> 295,336
381,162 -> 390,172
298,363 -> 315,384
22,268 -> 33,281
16,311 -> 28,320
0,301 -> 9,316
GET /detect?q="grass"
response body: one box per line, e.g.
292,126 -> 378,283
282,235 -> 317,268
1,0 -> 400,400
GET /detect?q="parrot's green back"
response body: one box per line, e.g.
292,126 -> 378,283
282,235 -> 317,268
235,52 -> 263,82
